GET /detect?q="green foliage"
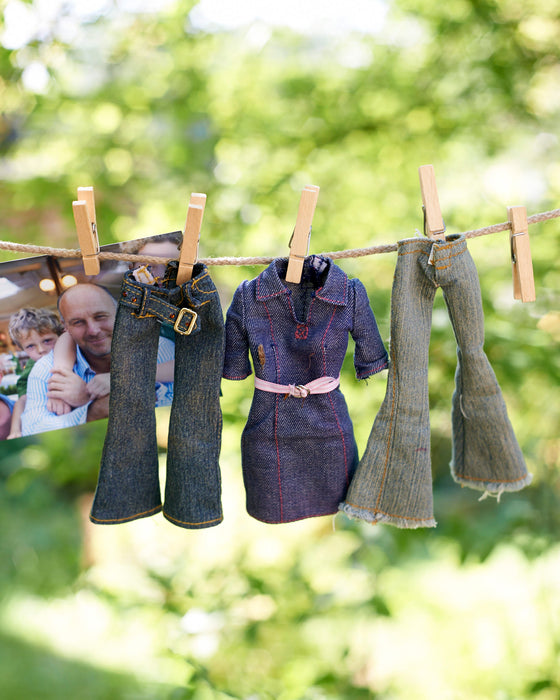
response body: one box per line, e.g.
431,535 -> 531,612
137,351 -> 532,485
0,632 -> 170,700
1,0 -> 559,698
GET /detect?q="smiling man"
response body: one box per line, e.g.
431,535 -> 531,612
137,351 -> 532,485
21,283 -> 174,436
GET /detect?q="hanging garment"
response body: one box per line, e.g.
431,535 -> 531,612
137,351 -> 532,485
90,262 -> 224,529
223,255 -> 388,524
340,234 -> 532,529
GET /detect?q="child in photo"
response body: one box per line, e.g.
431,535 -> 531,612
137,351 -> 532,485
7,307 -> 65,438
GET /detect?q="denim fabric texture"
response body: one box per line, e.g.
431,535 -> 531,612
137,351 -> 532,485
223,255 -> 388,524
340,234 -> 532,529
90,262 -> 224,529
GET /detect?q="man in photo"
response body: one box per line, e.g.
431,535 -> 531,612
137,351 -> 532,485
21,283 -> 175,436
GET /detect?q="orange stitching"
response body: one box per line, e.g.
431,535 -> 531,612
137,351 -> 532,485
191,272 -> 210,290
90,504 -> 162,523
186,286 -> 213,306
454,472 -> 528,483
399,246 -> 466,261
344,501 -> 431,522
424,240 -> 464,253
398,248 -> 428,256
435,248 -> 465,262
374,348 -> 397,511
163,511 -> 223,526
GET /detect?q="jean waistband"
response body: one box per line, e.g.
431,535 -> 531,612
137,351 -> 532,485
119,276 -> 199,335
397,233 -> 467,259
255,375 -> 340,398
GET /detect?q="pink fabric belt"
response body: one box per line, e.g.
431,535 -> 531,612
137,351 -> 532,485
254,375 -> 340,398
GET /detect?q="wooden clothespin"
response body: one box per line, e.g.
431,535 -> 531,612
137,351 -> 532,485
418,165 -> 446,240
507,205 -> 536,302
176,193 -> 207,285
285,185 -> 320,284
73,186 -> 100,275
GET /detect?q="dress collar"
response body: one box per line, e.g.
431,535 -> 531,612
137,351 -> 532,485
256,256 -> 348,306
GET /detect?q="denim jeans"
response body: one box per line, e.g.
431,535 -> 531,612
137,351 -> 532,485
340,234 -> 531,528
90,262 -> 224,529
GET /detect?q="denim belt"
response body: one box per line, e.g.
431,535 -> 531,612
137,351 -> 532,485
119,277 -> 198,335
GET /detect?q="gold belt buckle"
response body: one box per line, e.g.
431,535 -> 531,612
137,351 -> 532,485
174,307 -> 198,335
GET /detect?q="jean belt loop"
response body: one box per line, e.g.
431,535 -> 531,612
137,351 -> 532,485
137,285 -> 152,318
427,244 -> 436,266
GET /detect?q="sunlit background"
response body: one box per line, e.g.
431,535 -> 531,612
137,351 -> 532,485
1,0 -> 559,698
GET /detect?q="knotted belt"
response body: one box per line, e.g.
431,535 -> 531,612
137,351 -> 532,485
255,375 -> 340,398
119,275 -> 199,335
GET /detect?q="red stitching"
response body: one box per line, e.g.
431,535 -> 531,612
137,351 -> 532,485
273,394 -> 282,520
263,300 -> 284,522
249,508 -> 341,524
320,307 -> 337,375
356,360 -> 388,378
256,273 -> 286,300
319,306 -> 349,483
328,390 -> 349,484
316,285 -> 347,305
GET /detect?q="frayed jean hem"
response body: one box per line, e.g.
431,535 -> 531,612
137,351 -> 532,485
451,469 -> 533,493
339,502 -> 437,529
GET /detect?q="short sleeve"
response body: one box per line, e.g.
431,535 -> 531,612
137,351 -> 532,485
351,279 -> 388,379
223,283 -> 252,380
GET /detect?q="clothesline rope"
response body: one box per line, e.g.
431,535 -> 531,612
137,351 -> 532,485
0,208 -> 558,267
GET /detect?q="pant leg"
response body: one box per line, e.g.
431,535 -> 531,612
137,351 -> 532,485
90,300 -> 162,524
341,238 -> 437,528
163,265 -> 225,529
438,240 -> 532,493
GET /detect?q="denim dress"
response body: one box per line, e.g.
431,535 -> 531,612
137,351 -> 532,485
223,255 -> 388,523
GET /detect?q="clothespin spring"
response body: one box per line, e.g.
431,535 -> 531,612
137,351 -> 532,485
422,206 -> 446,239
288,226 -> 312,258
509,231 -> 525,264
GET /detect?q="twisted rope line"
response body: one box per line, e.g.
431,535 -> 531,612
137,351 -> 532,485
0,208 -> 558,267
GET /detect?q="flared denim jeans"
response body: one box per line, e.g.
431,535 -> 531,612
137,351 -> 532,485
341,234 -> 531,528
90,262 -> 224,529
